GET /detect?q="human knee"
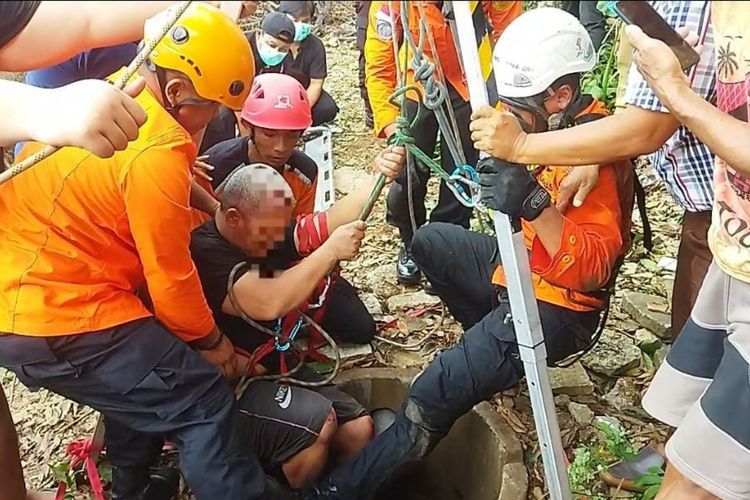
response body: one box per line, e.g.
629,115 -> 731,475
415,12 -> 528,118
411,223 -> 451,272
339,415 -> 374,446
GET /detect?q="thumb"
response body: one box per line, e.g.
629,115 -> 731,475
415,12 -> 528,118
572,180 -> 596,208
625,24 -> 648,49
122,77 -> 146,98
353,220 -> 367,231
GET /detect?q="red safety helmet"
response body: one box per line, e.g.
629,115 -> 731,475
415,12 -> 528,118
240,73 -> 312,130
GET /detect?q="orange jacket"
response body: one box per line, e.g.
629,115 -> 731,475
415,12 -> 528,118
0,77 -> 216,341
492,100 -> 634,312
364,0 -> 521,137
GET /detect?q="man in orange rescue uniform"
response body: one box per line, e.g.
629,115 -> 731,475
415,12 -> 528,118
0,4 -> 295,500
300,9 -> 634,499
364,0 -> 521,286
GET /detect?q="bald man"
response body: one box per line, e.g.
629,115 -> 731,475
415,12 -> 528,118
189,147 -> 404,486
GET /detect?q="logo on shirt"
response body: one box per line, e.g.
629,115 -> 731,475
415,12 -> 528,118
375,6 -> 396,41
275,384 -> 293,409
273,95 -> 293,110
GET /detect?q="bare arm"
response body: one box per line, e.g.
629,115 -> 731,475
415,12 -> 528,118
470,104 -> 680,166
306,78 -> 324,108
516,105 -> 680,165
0,1 -> 180,71
222,244 -> 339,321
661,83 -> 750,177
323,145 -> 405,232
190,180 -> 220,215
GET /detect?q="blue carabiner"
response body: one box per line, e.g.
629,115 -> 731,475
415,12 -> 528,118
448,164 -> 480,208
275,317 -> 303,352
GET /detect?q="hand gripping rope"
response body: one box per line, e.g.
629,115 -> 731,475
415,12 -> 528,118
0,1 -> 194,187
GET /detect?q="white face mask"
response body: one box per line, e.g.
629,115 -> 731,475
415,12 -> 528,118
258,39 -> 287,66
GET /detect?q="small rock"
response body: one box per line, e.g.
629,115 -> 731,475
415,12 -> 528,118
654,345 -> 670,368
582,329 -> 642,376
554,394 -> 571,408
621,291 -> 672,338
657,256 -> 677,273
334,166 -> 362,195
603,378 -> 640,411
363,265 -> 400,298
401,316 -> 428,333
360,293 -> 384,317
635,328 -> 662,355
568,402 -> 594,426
547,361 -> 594,395
386,290 -> 441,313
319,342 -> 372,360
389,350 -> 425,368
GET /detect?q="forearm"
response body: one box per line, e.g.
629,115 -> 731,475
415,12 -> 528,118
325,173 -> 379,230
0,81 -> 37,146
664,83 -> 750,177
0,1 -> 178,71
528,207 -> 564,256
233,245 -> 338,320
190,180 -> 219,215
514,106 -> 678,166
307,81 -> 324,107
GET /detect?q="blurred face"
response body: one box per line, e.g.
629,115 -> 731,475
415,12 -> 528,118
164,77 -> 220,135
256,32 -> 292,66
502,85 -> 572,134
224,190 -> 295,256
248,125 -> 303,169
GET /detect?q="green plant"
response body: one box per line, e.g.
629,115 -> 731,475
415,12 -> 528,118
635,467 -> 664,500
49,460 -> 76,500
569,445 -> 607,498
582,21 -> 622,111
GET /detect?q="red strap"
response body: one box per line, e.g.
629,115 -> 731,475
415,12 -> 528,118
55,437 -> 104,500
294,212 -> 329,256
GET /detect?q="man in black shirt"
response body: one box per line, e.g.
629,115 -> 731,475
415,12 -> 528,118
278,1 -> 339,125
190,149 -> 403,485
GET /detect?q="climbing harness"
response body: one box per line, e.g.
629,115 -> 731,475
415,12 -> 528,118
450,2 -> 572,498
0,1 -> 194,187
229,262 -> 342,401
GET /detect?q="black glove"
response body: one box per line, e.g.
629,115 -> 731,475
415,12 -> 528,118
477,157 -> 551,221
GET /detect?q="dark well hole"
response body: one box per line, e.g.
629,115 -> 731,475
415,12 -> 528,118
335,368 -> 528,500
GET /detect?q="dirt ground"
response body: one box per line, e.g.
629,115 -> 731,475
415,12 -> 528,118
4,3 -> 680,498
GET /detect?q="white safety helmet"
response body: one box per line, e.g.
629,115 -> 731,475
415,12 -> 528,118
493,7 -> 596,99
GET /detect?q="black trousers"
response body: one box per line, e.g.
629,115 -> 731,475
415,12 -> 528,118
563,1 -> 607,50
309,223 -> 599,498
355,1 -> 373,119
0,319 -> 269,500
321,276 -> 376,344
311,90 -> 340,126
386,87 -> 476,243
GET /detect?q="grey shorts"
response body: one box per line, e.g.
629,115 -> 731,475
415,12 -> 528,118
238,378 -> 368,468
642,262 -> 750,499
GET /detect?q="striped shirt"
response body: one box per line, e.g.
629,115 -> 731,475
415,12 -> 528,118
624,1 -> 715,213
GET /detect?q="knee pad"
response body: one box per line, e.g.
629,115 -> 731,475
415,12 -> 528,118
402,398 -> 447,459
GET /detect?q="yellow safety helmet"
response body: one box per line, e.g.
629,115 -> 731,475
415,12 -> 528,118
144,2 -> 254,110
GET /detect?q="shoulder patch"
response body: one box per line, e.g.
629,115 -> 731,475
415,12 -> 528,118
375,5 -> 397,41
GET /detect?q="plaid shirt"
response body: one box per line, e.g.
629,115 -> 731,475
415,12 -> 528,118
624,1 -> 715,212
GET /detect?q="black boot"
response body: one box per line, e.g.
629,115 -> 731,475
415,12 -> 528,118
397,243 -> 421,285
111,466 -> 180,500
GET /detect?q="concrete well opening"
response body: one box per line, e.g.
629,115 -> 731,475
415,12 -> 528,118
335,368 -> 528,500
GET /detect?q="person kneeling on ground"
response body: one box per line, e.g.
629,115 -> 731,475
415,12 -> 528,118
202,73 -> 377,345
277,1 -> 339,125
189,145 -> 405,487
298,8 -> 634,499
